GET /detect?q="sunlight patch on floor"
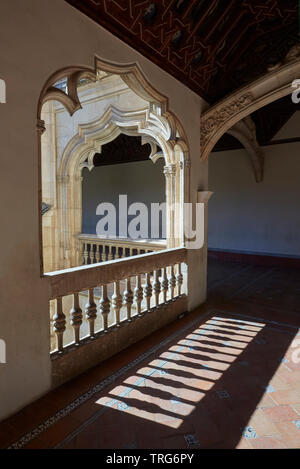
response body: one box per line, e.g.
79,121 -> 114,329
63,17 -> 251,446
94,315 -> 264,428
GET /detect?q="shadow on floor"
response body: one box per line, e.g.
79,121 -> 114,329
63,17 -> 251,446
56,310 -> 298,449
3,258 -> 300,449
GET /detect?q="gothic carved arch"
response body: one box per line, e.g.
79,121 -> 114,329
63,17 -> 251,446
58,104 -> 189,269
37,57 -> 190,272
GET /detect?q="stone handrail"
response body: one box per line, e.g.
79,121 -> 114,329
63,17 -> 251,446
45,247 -> 187,357
77,234 -> 167,264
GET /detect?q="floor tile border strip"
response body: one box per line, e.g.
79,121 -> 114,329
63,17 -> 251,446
7,310 -> 214,449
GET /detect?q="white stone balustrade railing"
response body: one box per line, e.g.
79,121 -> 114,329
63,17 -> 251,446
45,248 -> 187,382
77,234 -> 167,265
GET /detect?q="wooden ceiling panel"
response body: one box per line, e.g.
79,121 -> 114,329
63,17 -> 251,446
93,134 -> 152,167
65,0 -> 299,103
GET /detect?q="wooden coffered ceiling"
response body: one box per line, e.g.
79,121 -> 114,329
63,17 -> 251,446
93,134 -> 152,166
65,0 -> 299,103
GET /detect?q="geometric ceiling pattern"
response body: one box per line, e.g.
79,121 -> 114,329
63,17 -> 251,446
93,134 -> 152,167
66,0 -> 299,103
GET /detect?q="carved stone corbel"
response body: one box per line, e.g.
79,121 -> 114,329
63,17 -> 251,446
36,119 -> 46,135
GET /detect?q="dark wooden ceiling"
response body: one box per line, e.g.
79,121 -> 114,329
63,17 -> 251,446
66,0 -> 299,103
93,134 -> 152,166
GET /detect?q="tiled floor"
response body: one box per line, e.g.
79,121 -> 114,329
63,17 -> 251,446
1,259 -> 300,449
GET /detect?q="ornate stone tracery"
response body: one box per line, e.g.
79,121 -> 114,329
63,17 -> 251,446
38,57 -> 190,272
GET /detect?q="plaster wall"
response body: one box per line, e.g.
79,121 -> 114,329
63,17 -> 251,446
0,0 -> 206,420
208,115 -> 300,257
82,159 -> 166,238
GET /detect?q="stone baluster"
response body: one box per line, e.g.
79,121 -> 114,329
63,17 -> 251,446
129,247 -> 133,257
176,263 -> 183,296
102,244 -> 107,262
169,265 -> 176,300
53,297 -> 66,353
88,244 -> 93,264
161,267 -> 168,303
153,270 -> 161,307
95,244 -> 101,263
99,285 -> 110,331
112,281 -> 123,326
107,245 -> 113,261
70,292 -> 83,345
134,274 -> 143,315
144,272 -> 153,310
92,244 -> 97,263
85,288 -> 97,337
80,242 -> 84,266
123,277 -> 134,320
99,244 -> 104,262
83,243 -> 88,265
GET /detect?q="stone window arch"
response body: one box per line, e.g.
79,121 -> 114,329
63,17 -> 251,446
37,57 -> 190,272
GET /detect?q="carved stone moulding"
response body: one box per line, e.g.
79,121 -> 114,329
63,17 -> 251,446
38,56 -> 192,271
201,93 -> 253,148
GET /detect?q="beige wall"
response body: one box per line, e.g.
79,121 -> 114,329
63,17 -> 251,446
82,160 -> 166,237
0,0 -> 207,420
208,114 -> 300,257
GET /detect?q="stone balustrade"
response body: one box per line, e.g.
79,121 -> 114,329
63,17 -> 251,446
77,234 -> 167,264
45,248 -> 187,386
